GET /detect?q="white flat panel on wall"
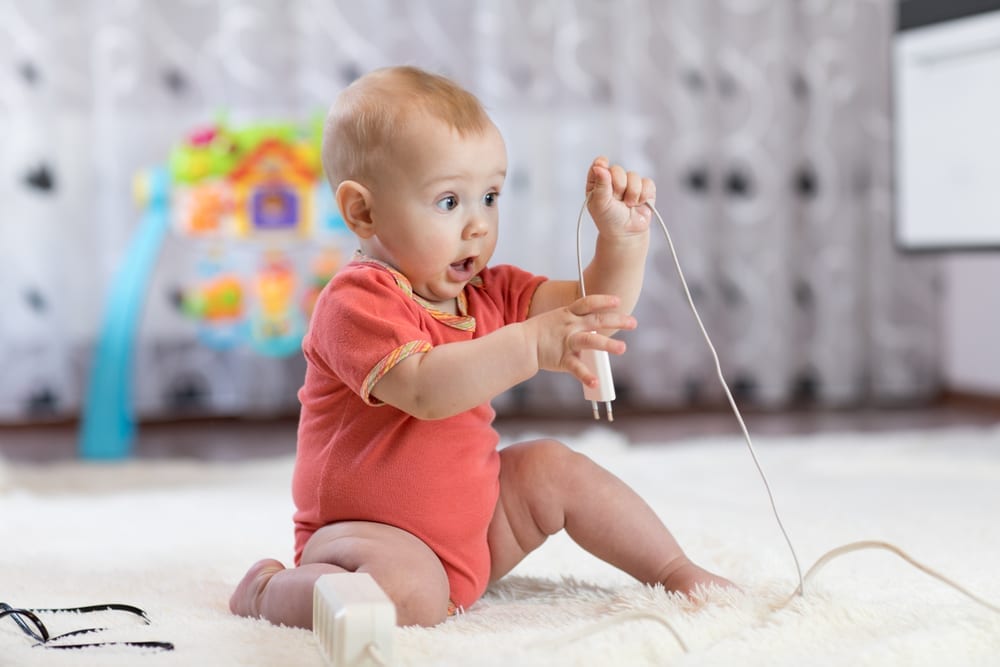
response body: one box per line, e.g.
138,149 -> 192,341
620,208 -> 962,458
894,5 -> 1000,250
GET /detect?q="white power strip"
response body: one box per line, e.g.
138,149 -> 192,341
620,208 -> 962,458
313,572 -> 396,666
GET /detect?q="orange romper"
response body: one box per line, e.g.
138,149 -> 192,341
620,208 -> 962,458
292,257 -> 546,610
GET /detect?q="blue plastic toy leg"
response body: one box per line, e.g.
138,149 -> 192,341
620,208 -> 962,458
79,169 -> 170,459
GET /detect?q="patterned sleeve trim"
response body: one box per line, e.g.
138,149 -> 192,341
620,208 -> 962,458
361,340 -> 433,406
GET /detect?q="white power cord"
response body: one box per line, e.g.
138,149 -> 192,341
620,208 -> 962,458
522,539 -> 1000,656
558,196 -> 1000,657
576,196 -> 804,594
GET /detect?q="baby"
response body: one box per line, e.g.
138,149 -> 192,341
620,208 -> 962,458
230,65 -> 731,629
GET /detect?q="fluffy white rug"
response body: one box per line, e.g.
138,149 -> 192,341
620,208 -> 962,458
2,425 -> 999,666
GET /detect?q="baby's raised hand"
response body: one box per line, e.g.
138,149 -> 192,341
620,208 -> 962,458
530,294 -> 636,389
585,156 -> 655,238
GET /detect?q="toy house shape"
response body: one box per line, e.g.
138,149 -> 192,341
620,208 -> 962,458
228,138 -> 318,238
173,182 -> 230,237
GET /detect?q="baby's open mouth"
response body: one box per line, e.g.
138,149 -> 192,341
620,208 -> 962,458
448,257 -> 476,281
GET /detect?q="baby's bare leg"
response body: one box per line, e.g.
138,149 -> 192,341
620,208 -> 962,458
488,439 -> 732,595
229,521 -> 450,629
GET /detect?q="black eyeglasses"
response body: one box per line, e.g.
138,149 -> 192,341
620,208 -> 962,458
0,601 -> 174,651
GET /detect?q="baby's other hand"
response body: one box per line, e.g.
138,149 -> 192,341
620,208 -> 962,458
585,156 -> 655,237
530,294 -> 636,389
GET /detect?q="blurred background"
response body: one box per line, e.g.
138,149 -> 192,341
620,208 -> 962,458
0,0 -> 996,447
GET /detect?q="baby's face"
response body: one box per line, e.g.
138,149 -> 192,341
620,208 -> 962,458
364,113 -> 507,309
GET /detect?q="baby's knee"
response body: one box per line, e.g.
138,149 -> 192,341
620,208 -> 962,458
504,439 -> 599,510
523,439 -> 592,479
517,438 -> 577,468
398,587 -> 449,627
371,568 -> 450,627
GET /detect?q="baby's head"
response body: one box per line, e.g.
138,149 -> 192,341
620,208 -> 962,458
322,66 -> 495,193
322,66 -> 508,309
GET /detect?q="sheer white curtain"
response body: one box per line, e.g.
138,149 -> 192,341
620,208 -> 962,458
0,0 -> 939,422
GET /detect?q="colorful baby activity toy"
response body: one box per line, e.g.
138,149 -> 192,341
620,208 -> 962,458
79,119 -> 353,459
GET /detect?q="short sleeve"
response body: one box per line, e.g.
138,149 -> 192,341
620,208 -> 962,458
476,264 -> 547,324
303,266 -> 433,405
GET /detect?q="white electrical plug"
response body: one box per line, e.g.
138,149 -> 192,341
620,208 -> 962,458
313,572 -> 395,667
581,345 -> 616,421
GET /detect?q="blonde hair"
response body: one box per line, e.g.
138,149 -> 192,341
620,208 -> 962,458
321,66 -> 492,189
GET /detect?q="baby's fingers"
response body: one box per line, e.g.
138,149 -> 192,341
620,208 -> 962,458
566,332 -> 626,387
584,312 -> 637,336
623,171 -> 646,206
567,294 -> 637,334
568,294 -> 622,316
572,330 -> 628,356
568,355 -> 601,389
609,164 -> 628,198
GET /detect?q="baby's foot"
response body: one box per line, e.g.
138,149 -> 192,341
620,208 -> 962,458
661,560 -> 738,608
230,558 -> 286,618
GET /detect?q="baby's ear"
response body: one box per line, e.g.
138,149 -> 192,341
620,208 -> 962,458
336,180 -> 375,238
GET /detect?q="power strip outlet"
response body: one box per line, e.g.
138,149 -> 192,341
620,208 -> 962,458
314,572 -> 396,666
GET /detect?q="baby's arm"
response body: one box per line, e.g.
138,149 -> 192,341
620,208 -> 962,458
373,158 -> 651,420
371,294 -> 635,420
529,157 -> 652,333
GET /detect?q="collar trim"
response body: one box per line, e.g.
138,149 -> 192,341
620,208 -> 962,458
353,252 -> 479,331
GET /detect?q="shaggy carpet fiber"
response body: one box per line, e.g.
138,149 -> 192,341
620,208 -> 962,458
1,425 -> 998,666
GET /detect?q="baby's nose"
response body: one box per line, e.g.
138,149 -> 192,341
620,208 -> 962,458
464,215 -> 489,238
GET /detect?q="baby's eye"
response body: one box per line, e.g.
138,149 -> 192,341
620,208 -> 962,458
483,192 -> 499,207
436,196 -> 458,211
